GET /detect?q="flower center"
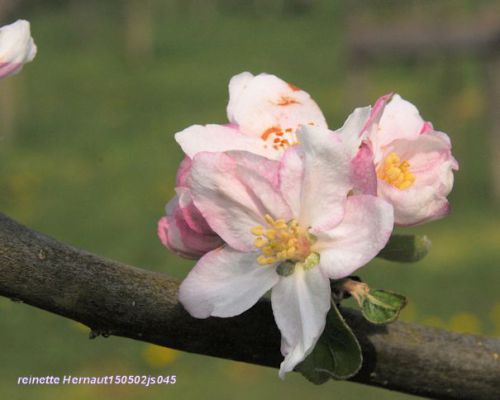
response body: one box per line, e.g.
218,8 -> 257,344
377,152 -> 415,190
251,214 -> 318,271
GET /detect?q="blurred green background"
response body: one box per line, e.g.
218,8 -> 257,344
0,1 -> 499,399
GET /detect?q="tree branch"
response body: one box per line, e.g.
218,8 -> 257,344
0,212 -> 498,399
348,17 -> 500,61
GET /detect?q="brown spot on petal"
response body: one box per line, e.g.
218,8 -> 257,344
277,96 -> 300,106
261,126 -> 283,141
288,82 -> 301,92
261,126 -> 299,150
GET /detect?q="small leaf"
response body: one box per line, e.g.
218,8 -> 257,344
361,289 -> 407,324
297,301 -> 363,383
295,339 -> 332,384
377,234 -> 431,263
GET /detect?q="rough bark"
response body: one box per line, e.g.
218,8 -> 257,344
0,212 -> 498,399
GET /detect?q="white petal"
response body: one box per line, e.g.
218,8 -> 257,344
279,147 -> 304,218
175,124 -> 278,160
335,95 -> 393,158
334,106 -> 372,156
226,72 -> 327,139
372,94 -> 425,154
296,125 -> 352,232
378,181 -> 451,226
271,267 -> 331,378
0,20 -> 37,79
317,195 -> 394,279
228,71 -> 254,107
179,247 -> 279,318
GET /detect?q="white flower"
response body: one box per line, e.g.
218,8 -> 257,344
175,71 -> 327,160
178,126 -> 394,377
339,94 -> 459,226
0,20 -> 37,79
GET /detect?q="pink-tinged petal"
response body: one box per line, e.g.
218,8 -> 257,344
176,187 -> 214,234
158,194 -> 223,259
333,106 -> 372,157
334,95 -> 392,157
271,267 -> 331,378
378,180 -> 452,226
173,214 -> 223,256
428,131 -> 459,171
175,156 -> 192,187
430,131 -> 459,171
375,125 -> 458,226
188,151 -> 292,252
368,93 -> 393,129
372,94 -> 425,154
420,121 -> 434,135
0,62 -> 22,77
296,125 -> 352,232
316,195 -> 394,279
179,246 -> 279,318
158,217 -> 222,260
157,208 -> 201,259
351,143 -> 377,196
157,216 -> 171,249
377,129 -> 457,225
226,72 -> 327,142
279,147 -> 304,218
175,124 -> 278,160
0,20 -> 37,79
382,132 -> 457,193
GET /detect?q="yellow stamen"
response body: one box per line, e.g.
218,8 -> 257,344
257,255 -> 268,265
264,214 -> 274,225
250,214 -> 317,267
265,229 -> 276,240
254,237 -> 266,248
251,226 -> 264,236
377,152 -> 415,190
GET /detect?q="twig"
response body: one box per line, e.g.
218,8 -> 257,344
0,212 -> 498,399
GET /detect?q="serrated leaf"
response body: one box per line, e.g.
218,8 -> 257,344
361,289 -> 407,324
377,234 -> 431,263
297,301 -> 363,384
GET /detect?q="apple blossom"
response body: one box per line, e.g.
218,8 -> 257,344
159,72 -> 327,257
178,125 -> 394,378
0,20 -> 37,79
339,94 -> 458,226
175,71 -> 327,160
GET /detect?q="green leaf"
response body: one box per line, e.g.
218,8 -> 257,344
361,289 -> 407,324
377,234 -> 431,263
297,301 -> 363,384
295,339 -> 332,384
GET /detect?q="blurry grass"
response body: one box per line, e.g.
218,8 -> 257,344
0,2 -> 498,400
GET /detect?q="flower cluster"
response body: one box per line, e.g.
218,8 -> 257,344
158,72 -> 458,378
